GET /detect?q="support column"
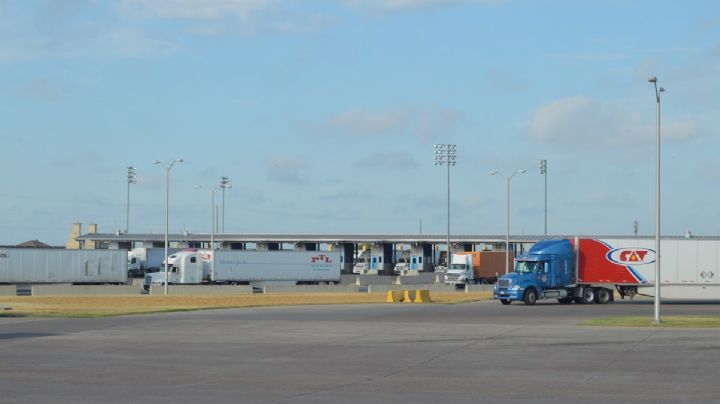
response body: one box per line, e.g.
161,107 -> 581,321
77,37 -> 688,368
381,243 -> 393,276
342,243 -> 354,274
256,243 -> 280,251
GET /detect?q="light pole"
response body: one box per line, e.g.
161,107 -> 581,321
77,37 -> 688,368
434,144 -> 456,268
126,166 -> 137,233
194,185 -> 218,250
539,159 -> 547,236
490,169 -> 526,274
154,158 -> 183,296
649,76 -> 664,324
220,176 -> 232,233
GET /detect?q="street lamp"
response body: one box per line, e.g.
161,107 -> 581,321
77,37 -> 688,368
194,185 -> 218,250
126,166 -> 137,233
649,76 -> 665,324
490,169 -> 526,274
434,144 -> 456,268
220,176 -> 232,233
539,160 -> 547,236
154,158 -> 183,295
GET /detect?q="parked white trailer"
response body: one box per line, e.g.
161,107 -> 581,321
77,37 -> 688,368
143,250 -> 341,290
0,248 -> 128,284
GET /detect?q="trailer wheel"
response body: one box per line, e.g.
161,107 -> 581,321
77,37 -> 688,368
581,287 -> 595,304
595,288 -> 611,304
523,289 -> 538,305
500,299 -> 511,305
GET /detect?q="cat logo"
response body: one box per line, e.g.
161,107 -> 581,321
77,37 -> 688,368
606,248 -> 656,265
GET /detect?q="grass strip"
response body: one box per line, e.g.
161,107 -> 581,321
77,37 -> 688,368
581,316 -> 720,328
0,291 -> 492,318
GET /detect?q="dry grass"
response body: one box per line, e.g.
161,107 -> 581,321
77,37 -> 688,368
0,291 -> 492,318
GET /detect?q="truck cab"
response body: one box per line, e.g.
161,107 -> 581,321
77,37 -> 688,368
445,254 -> 474,287
143,251 -> 205,291
493,239 -> 576,305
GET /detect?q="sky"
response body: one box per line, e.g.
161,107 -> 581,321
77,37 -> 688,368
1,0 -> 719,246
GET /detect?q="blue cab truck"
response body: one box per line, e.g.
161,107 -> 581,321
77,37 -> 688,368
493,238 -> 648,305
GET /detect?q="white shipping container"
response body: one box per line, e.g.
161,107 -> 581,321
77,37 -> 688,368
211,250 -> 341,282
0,248 -> 128,284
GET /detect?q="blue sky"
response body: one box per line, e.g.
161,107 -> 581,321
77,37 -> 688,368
1,0 -> 719,246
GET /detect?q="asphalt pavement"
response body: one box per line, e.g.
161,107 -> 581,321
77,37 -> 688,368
1,299 -> 719,403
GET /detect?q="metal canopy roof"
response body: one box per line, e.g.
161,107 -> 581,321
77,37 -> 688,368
76,233 -> 720,245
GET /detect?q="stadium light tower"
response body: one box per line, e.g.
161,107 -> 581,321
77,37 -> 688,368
434,144 -> 456,267
126,166 -> 137,233
220,176 -> 232,233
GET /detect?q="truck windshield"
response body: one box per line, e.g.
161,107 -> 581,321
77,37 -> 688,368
515,261 -> 542,274
449,264 -> 467,270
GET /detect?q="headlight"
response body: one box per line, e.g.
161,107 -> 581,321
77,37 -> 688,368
510,285 -> 522,290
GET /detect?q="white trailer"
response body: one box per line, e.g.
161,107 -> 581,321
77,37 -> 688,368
0,248 -> 128,284
608,238 -> 720,300
143,250 -> 341,290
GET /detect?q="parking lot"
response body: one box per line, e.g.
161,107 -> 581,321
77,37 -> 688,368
1,299 -> 719,403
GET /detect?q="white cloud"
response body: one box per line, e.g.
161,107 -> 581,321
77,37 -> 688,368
116,0 -> 270,20
529,96 -> 700,148
353,152 -> 420,170
304,105 -> 465,140
344,0 -> 506,13
266,156 -> 308,184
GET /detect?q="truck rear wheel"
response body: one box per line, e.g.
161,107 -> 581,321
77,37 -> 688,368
595,288 -> 611,304
523,289 -> 537,305
581,287 -> 595,304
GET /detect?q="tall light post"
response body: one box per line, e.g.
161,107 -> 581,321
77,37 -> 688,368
126,166 -> 137,233
220,176 -> 232,233
539,159 -> 547,236
154,158 -> 183,296
490,169 -> 526,274
434,144 -> 456,267
194,185 -> 218,250
649,76 -> 665,324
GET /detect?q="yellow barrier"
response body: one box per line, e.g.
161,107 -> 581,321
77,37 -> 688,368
403,290 -> 413,303
386,289 -> 432,303
386,290 -> 404,303
414,289 -> 431,303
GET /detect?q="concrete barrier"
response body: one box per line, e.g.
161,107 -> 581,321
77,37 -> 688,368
262,285 -> 359,294
150,285 -> 253,295
32,285 -> 142,296
465,284 -> 495,292
0,285 -> 16,296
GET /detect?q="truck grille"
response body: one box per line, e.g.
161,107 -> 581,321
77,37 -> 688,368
445,274 -> 459,282
497,279 -> 511,288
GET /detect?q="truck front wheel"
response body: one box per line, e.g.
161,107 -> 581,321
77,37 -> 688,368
523,289 -> 538,305
595,288 -> 611,304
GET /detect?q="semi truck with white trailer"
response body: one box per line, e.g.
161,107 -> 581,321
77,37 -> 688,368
494,237 -> 720,305
143,250 -> 341,290
0,248 -> 127,284
127,247 -> 183,277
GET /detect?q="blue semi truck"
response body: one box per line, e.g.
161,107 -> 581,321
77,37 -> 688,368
494,237 -> 720,305
493,238 -> 644,305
